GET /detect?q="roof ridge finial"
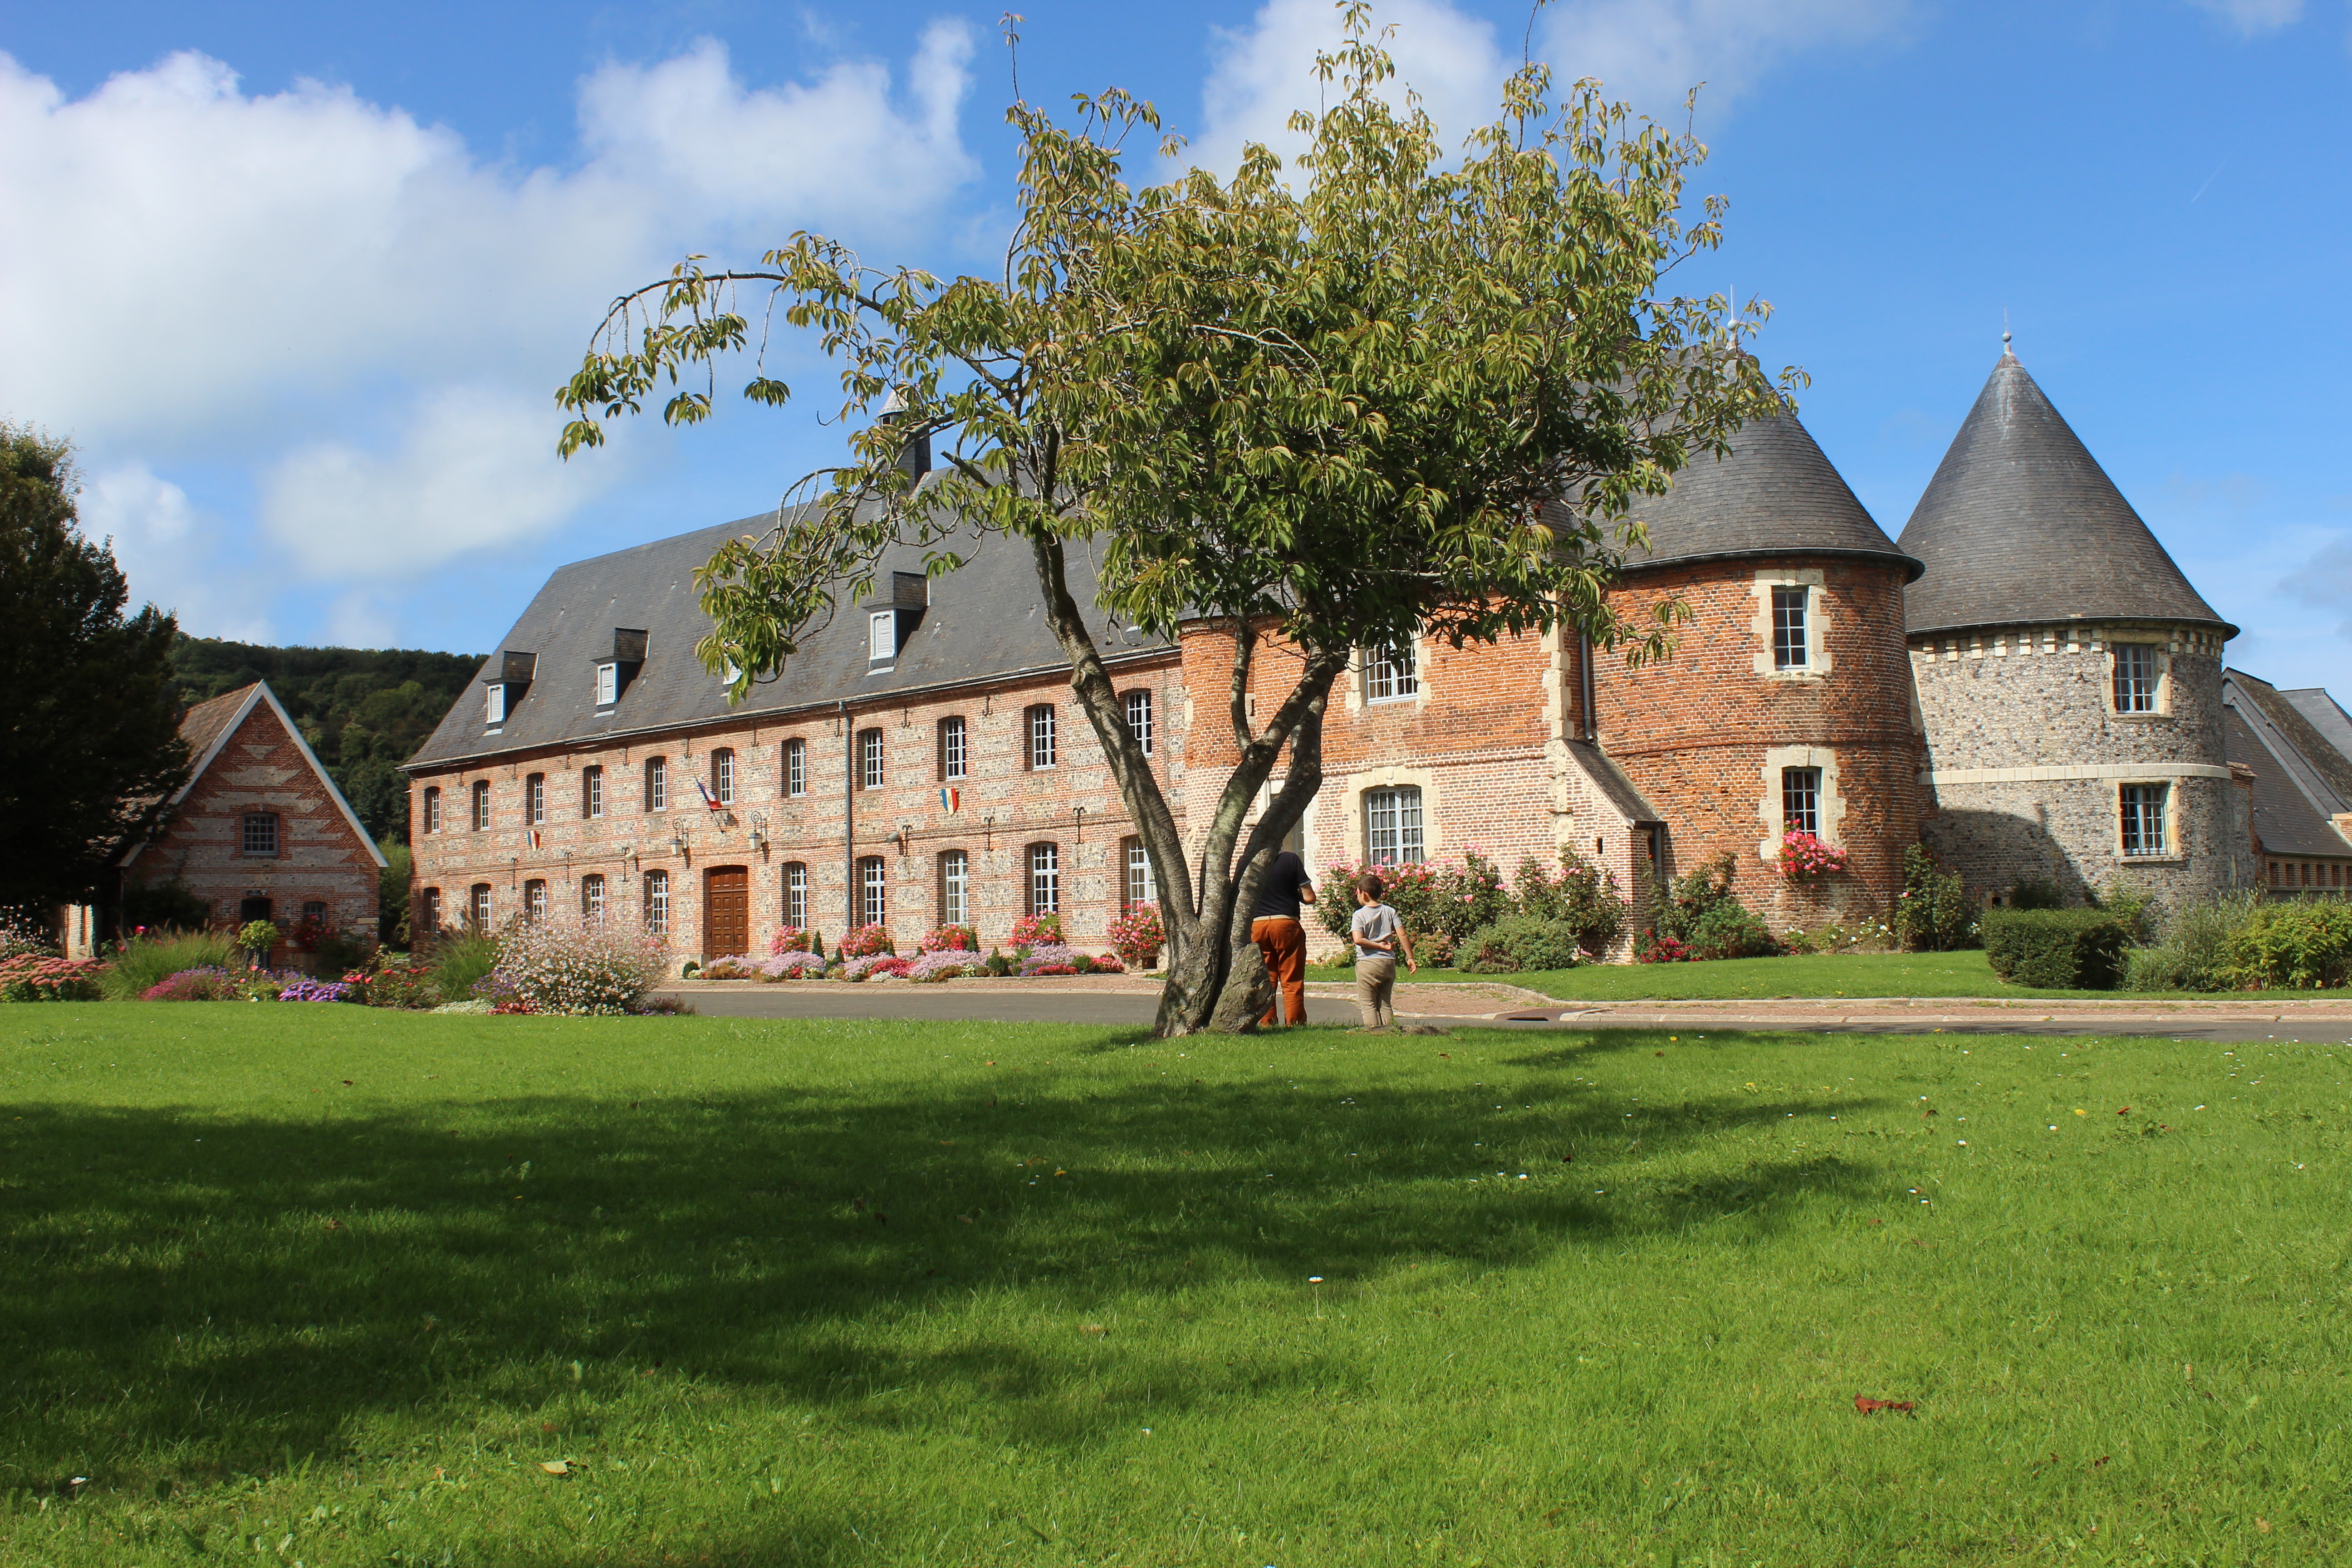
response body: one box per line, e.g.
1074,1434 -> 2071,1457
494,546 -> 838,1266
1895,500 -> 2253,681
2002,307 -> 2012,356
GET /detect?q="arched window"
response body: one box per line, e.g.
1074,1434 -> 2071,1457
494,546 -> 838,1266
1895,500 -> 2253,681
419,887 -> 442,934
580,874 -> 607,923
471,779 -> 491,831
1364,785 -> 1423,864
711,748 -> 735,806
421,786 -> 441,833
643,869 -> 670,934
1027,842 -> 1060,915
469,883 -> 493,929
857,856 -> 887,926
783,861 -> 808,928
644,756 -> 667,812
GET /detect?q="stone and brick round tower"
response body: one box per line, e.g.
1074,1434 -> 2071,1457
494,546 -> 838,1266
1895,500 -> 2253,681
1592,405 -> 1925,928
1898,346 -> 2249,910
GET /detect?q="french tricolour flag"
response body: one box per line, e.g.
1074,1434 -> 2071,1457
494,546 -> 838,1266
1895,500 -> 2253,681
693,779 -> 723,811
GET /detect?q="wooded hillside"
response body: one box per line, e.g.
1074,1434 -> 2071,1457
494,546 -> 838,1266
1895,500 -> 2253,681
170,637 -> 480,843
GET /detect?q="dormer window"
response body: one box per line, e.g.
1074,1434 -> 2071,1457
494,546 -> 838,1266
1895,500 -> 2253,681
869,610 -> 897,667
485,650 -> 534,725
485,684 -> 507,725
596,662 -> 618,705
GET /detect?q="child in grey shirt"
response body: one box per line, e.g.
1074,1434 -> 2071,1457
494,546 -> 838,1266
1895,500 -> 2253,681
1350,873 -> 1416,1028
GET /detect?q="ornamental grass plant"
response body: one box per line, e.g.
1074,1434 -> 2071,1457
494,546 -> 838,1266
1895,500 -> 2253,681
98,930 -> 240,1001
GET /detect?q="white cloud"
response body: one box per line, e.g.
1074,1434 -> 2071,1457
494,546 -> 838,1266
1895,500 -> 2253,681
0,27 -> 978,598
78,461 -> 274,640
2182,0 -> 2304,34
1191,0 -> 1510,176
259,387 -> 615,579
1536,0 -> 1915,121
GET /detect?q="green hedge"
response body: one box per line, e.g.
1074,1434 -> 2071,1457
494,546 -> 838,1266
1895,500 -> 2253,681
1983,907 -> 2133,990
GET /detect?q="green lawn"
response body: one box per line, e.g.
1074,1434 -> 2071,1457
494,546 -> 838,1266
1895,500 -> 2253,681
1311,947 -> 2329,1003
5,1007 -> 2349,1565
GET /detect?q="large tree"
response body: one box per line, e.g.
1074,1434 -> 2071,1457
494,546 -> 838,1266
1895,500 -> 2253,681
0,425 -> 188,908
557,8 -> 1788,1034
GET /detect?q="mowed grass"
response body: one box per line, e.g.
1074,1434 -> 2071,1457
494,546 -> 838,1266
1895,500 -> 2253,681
3,1009 -> 2349,1566
1310,947 -> 2332,1002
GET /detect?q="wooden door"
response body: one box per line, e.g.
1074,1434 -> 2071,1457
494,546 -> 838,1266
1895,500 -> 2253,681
704,866 -> 750,958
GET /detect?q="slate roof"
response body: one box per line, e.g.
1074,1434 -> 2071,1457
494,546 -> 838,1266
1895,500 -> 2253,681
1897,350 -> 2234,638
1615,406 -> 1920,579
405,512 -> 1170,771
2277,686 -> 2352,771
2221,669 -> 2352,859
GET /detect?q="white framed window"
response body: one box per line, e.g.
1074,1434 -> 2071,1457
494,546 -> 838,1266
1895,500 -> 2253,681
419,887 -> 441,934
241,812 -> 279,857
860,728 -> 885,789
595,662 -> 618,705
1364,785 -> 1424,864
580,874 -> 606,923
1028,842 -> 1061,915
644,756 -> 666,812
712,748 -> 735,806
1124,689 -> 1154,755
470,883 -> 493,929
643,869 -> 670,934
2121,783 -> 2169,857
485,684 -> 507,725
582,765 -> 603,819
858,857 -> 888,926
1772,587 -> 1809,671
784,862 -> 808,927
525,773 -> 546,826
2113,644 -> 2159,713
939,715 -> 967,780
869,609 -> 896,664
784,738 -> 806,797
1123,835 -> 1157,909
524,879 -> 548,923
421,786 -> 441,833
1028,705 -> 1057,769
471,780 -> 491,832
939,849 -> 969,927
1364,640 -> 1419,702
1782,767 -> 1822,837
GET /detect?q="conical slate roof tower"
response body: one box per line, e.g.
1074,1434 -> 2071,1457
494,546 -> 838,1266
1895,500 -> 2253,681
1897,346 -> 2234,637
1625,405 -> 1920,578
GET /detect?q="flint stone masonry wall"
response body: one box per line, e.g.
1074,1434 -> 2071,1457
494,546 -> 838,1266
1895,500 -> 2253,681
130,699 -> 381,938
409,656 -> 1183,959
1912,622 -> 2249,907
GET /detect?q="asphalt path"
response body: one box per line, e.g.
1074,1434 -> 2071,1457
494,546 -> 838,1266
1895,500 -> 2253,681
658,987 -> 2352,1042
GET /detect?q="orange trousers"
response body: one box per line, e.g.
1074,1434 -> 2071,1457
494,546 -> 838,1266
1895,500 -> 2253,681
1251,916 -> 1308,1026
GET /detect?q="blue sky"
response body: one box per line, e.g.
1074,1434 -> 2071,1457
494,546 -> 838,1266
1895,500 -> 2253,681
3,0 -> 2347,690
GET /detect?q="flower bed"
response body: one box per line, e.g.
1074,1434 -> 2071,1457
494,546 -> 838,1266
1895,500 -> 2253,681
766,926 -> 816,955
483,917 -> 667,1015
919,925 -> 980,954
837,925 -> 895,959
0,954 -> 107,1002
840,953 -> 914,981
277,979 -> 359,1003
143,966 -> 251,1001
906,950 -> 980,982
1009,913 -> 1064,950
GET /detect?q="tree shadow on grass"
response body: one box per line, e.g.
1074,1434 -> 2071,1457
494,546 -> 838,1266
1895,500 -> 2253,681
0,1029 -> 1894,1499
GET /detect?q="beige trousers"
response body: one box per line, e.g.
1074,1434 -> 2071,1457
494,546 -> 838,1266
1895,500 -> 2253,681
1355,951 -> 1397,1028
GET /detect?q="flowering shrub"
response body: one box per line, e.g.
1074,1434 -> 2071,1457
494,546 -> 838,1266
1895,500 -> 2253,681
842,953 -> 914,980
288,916 -> 329,953
701,955 -> 763,979
767,926 -> 815,955
837,925 -> 895,959
1317,853 -> 1507,947
906,950 -> 979,982
277,979 -> 358,1003
143,966 -> 245,1001
1107,904 -> 1164,970
761,951 -> 830,980
919,925 -> 980,954
0,954 -> 106,1002
1777,831 -> 1849,881
1019,943 -> 1091,977
485,916 -> 667,1015
0,911 -> 55,963
356,956 -> 439,1008
1634,931 -> 1690,964
1008,913 -> 1064,950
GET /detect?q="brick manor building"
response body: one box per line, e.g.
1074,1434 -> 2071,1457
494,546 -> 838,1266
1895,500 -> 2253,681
404,346 -> 2276,958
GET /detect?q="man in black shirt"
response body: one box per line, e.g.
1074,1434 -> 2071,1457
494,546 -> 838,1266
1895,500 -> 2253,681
1250,848 -> 1316,1027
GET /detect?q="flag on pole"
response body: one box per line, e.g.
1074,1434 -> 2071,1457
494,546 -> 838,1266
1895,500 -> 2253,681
940,786 -> 960,813
693,779 -> 722,811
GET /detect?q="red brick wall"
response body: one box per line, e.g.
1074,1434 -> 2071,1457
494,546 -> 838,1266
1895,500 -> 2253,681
127,698 -> 381,951
1594,558 -> 1922,925
407,655 -> 1185,959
